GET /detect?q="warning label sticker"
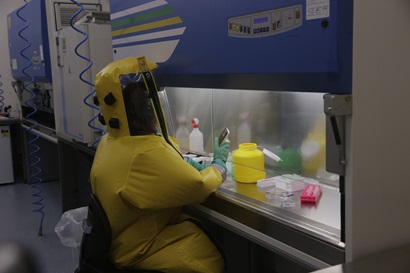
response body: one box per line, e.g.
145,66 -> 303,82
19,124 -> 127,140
306,0 -> 330,20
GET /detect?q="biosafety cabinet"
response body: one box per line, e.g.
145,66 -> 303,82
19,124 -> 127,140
107,1 -> 353,272
7,0 -> 112,182
7,0 -> 111,145
56,14 -> 112,144
110,0 -> 352,93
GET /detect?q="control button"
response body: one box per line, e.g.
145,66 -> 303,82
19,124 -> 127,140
295,8 -> 302,25
272,22 -> 277,30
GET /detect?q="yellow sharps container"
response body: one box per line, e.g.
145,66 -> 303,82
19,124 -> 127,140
233,143 -> 266,183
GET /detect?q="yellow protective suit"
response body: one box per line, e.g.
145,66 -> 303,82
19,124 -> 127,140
90,57 -> 225,273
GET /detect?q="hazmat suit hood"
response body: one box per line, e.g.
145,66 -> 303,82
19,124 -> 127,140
95,57 -> 160,138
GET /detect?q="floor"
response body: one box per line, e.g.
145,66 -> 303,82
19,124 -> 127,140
0,179 -> 76,273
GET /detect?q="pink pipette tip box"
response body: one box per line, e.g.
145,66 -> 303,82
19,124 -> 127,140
300,184 -> 322,203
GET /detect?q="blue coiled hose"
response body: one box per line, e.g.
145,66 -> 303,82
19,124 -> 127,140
0,75 -> 4,112
70,1 -> 104,148
17,0 -> 44,236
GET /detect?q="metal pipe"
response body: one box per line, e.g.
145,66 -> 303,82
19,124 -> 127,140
22,124 -> 58,144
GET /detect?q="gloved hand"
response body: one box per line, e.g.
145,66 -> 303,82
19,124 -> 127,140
213,137 -> 230,163
211,137 -> 230,177
186,158 -> 210,171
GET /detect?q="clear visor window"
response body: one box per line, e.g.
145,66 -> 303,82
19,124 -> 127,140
157,89 -> 176,138
120,74 -> 158,136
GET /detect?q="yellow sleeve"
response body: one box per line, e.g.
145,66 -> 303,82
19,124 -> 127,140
120,141 -> 222,209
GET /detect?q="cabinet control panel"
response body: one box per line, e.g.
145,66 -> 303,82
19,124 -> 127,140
228,5 -> 302,38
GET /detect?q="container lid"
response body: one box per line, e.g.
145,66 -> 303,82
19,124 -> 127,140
262,148 -> 282,162
238,143 -> 257,150
191,118 -> 199,128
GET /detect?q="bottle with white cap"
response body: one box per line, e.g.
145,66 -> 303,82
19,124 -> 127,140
175,116 -> 190,151
189,118 -> 204,153
237,112 -> 251,144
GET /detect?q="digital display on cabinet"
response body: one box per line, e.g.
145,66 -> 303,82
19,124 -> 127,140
254,16 -> 268,25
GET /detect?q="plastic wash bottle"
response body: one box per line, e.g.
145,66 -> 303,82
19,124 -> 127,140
175,116 -> 190,152
237,112 -> 251,144
189,118 -> 204,153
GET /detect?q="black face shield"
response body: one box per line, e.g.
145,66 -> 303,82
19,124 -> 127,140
121,80 -> 158,136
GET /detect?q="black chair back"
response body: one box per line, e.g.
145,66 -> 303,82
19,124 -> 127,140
76,193 -> 163,273
83,193 -> 112,261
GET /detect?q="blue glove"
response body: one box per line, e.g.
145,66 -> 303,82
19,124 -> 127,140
186,158 -> 210,171
213,137 -> 230,163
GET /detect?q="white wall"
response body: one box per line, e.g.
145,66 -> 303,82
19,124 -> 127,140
347,0 -> 410,261
0,0 -> 24,111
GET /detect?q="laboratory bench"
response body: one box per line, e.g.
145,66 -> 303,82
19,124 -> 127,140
184,177 -> 344,272
0,117 -> 61,184
0,117 -> 24,182
19,119 -> 60,183
58,138 -> 94,211
59,138 -> 345,273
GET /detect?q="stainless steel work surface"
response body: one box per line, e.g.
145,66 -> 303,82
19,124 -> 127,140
192,175 -> 345,267
217,178 -> 342,246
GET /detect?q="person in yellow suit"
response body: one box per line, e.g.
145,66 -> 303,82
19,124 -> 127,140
90,57 -> 230,273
